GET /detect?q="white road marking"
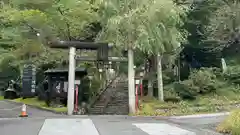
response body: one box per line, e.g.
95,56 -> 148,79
38,119 -> 99,135
0,106 -> 22,111
133,123 -> 196,135
0,117 -> 22,120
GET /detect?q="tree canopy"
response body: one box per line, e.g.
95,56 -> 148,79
0,0 -> 99,70
97,0 -> 187,55
1,0 -> 240,98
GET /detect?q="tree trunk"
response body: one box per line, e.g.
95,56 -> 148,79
157,54 -> 164,101
148,68 -> 154,97
147,56 -> 154,97
128,48 -> 135,114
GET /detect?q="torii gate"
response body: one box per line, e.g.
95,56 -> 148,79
48,40 -> 134,115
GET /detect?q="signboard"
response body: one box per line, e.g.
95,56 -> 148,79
22,64 -> 36,98
63,80 -> 81,92
97,44 -> 108,61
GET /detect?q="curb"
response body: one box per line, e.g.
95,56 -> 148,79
5,100 -> 67,115
96,112 -> 230,120
87,115 -> 169,120
168,112 -> 230,119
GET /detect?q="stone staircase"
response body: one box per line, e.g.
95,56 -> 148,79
88,76 -> 129,115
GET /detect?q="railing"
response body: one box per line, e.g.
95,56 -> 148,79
99,74 -> 127,114
87,73 -> 120,111
101,93 -> 113,114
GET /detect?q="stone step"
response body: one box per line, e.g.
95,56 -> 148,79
92,106 -> 105,109
89,106 -> 103,109
88,76 -> 129,115
89,110 -> 102,113
89,112 -> 103,115
88,111 -> 102,114
108,101 -> 128,104
92,103 -> 105,106
105,107 -> 128,110
110,99 -> 128,101
104,108 -> 128,110
89,109 -> 102,112
104,112 -> 128,115
108,104 -> 127,106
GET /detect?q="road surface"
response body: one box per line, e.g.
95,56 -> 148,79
0,100 -> 225,135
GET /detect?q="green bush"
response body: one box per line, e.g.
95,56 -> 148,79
174,80 -> 198,100
190,68 -> 218,94
223,66 -> 240,84
0,57 -> 20,91
175,68 -> 218,100
162,70 -> 175,85
217,109 -> 240,135
163,84 -> 181,102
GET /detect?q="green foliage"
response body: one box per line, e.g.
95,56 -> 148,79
184,0 -> 220,46
205,0 -> 240,50
223,66 -> 240,85
162,70 -> 175,85
163,84 -> 181,102
190,68 -> 218,93
88,76 -> 101,100
0,0 -> 99,81
175,68 -> 219,99
217,109 -> 240,135
0,54 -> 20,91
1,0 -> 240,110
97,0 -> 187,54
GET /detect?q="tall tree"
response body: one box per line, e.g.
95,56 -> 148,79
206,0 -> 240,51
0,0 -> 99,72
183,0 -> 220,47
96,0 -> 187,113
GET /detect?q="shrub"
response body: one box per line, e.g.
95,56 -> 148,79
162,70 -> 175,85
163,84 -> 181,102
174,68 -> 218,100
223,66 -> 240,84
189,68 -> 218,94
217,109 -> 240,135
174,80 -> 197,100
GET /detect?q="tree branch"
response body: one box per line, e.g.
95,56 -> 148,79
56,7 -> 71,40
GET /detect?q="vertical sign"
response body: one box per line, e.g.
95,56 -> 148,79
22,63 -> 36,98
31,66 -> 36,93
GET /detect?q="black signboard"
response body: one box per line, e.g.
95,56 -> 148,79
97,44 -> 108,61
22,64 -> 36,98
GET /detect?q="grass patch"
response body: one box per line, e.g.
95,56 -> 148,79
0,96 -> 4,100
137,89 -> 240,116
216,109 -> 240,135
12,98 -> 67,113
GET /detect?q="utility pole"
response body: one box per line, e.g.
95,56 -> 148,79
128,49 -> 135,114
67,47 -> 76,115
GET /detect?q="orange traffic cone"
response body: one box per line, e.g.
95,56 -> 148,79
19,104 -> 28,117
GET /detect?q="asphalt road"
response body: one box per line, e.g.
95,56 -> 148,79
0,101 -> 226,135
0,100 -> 59,118
167,116 -> 226,135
